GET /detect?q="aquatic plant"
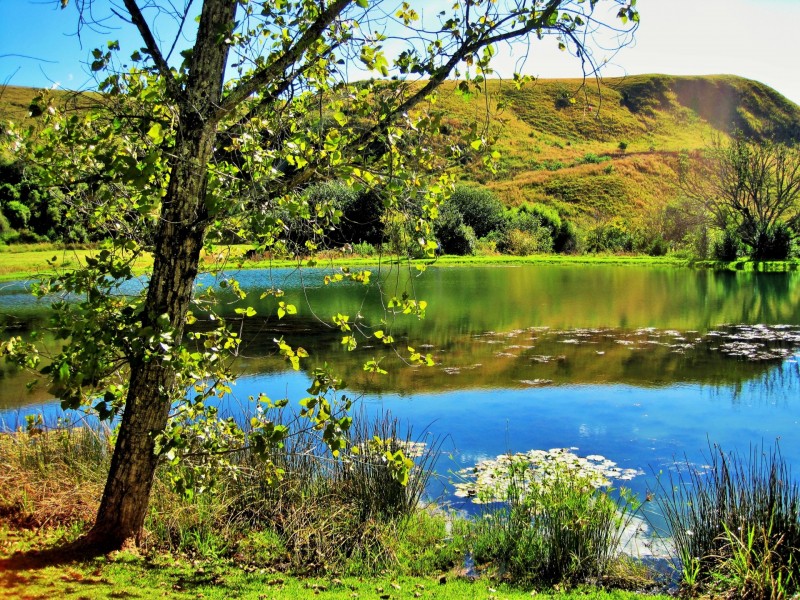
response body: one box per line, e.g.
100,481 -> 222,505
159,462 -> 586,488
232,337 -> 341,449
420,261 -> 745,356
454,447 -> 642,503
656,443 -> 800,599
462,448 -> 643,586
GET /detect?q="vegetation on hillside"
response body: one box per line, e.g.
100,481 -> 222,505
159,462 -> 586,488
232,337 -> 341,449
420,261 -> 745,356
3,74 -> 799,260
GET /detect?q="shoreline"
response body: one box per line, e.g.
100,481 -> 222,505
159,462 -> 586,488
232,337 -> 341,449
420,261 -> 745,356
2,244 -> 799,282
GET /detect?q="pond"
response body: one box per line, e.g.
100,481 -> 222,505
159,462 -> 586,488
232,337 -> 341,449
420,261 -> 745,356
2,263 -> 800,537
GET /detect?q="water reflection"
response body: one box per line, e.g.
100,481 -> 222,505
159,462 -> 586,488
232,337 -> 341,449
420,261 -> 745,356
2,265 -> 800,519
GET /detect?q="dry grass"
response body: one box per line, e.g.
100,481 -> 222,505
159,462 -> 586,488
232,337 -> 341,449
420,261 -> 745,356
0,85 -> 100,123
0,427 -> 110,530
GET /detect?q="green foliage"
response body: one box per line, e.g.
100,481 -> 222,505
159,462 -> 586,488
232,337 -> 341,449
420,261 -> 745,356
682,135 -> 800,260
499,204 -> 555,254
393,510 -> 469,575
656,444 -> 800,599
504,227 -> 553,255
584,220 -> 633,253
448,184 -> 506,238
350,241 -> 378,256
468,457 -> 639,587
524,202 -> 577,253
713,227 -> 743,261
434,200 -> 477,255
578,152 -> 610,165
4,200 -> 30,230
756,222 -> 795,261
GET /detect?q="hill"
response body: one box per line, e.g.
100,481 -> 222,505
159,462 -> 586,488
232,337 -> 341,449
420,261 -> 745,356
2,75 -> 800,254
427,75 -> 800,236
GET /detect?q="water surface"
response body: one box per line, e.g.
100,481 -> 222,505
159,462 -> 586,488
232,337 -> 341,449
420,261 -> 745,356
2,263 -> 800,529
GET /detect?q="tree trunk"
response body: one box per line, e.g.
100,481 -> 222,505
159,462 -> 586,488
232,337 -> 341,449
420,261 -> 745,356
81,178 -> 208,550
77,0 -> 237,552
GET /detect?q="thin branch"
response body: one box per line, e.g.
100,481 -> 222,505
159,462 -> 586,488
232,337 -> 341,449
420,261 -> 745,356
215,0 -> 352,122
122,0 -> 182,100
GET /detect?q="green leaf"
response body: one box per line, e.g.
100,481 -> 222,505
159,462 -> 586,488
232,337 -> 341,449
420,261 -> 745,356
147,123 -> 164,144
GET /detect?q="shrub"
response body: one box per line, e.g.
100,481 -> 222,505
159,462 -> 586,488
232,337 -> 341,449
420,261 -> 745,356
4,200 -> 31,230
755,222 -> 794,260
523,203 -> 577,253
713,227 -> 743,261
350,241 -> 378,256
447,185 -> 506,238
554,90 -> 573,109
280,182 -> 387,252
579,152 -> 609,165
584,220 -> 633,253
382,210 -> 425,257
0,211 -> 13,236
434,201 -> 476,255
337,189 -> 386,246
464,450 -> 641,586
504,227 -> 552,255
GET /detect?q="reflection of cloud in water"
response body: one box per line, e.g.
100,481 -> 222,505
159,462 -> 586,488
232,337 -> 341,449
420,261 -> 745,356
579,424 -> 608,438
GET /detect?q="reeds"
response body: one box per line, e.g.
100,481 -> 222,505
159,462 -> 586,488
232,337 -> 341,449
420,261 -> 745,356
1,408 -> 446,574
656,443 -> 800,599
469,457 -> 641,587
0,423 -> 110,529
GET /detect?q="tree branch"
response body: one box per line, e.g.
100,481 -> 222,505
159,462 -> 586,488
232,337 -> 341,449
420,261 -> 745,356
122,0 -> 182,100
215,0 -> 352,122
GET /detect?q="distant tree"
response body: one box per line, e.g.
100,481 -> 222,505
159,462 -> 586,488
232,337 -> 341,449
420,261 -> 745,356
680,135 -> 800,259
434,201 -> 477,255
448,185 -> 506,239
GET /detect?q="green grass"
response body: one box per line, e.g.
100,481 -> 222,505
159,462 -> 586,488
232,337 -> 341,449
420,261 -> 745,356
0,242 -> 693,281
0,527 -> 670,600
0,539 -> 671,600
6,243 -> 800,282
0,246 -> 155,281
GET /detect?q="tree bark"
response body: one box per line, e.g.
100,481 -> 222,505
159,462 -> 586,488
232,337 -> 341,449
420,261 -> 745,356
79,0 -> 237,552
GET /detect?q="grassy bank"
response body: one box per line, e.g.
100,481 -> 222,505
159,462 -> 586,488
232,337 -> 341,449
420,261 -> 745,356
0,527 -> 670,600
6,242 -> 800,282
4,419 -> 800,599
0,421 -> 672,599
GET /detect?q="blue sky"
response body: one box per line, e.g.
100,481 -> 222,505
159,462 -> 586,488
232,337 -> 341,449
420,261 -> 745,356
2,0 -> 799,105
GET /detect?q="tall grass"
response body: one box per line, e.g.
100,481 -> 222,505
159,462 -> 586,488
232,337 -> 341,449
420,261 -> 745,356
0,409 -> 449,574
224,409 -> 443,572
0,424 -> 110,530
469,458 -> 641,587
657,444 -> 800,599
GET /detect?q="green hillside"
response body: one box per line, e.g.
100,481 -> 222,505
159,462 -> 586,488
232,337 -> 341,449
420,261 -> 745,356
427,75 -> 800,230
2,74 -> 799,256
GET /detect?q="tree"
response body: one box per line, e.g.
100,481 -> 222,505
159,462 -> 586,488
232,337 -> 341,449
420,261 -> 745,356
680,134 -> 800,260
2,0 -> 638,553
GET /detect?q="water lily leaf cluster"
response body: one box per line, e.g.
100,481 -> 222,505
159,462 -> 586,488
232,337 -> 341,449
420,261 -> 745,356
454,448 -> 642,503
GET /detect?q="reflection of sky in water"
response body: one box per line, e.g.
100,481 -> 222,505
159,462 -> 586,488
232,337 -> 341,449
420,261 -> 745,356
3,265 -> 800,535
3,351 -> 799,533
196,356 -> 800,524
